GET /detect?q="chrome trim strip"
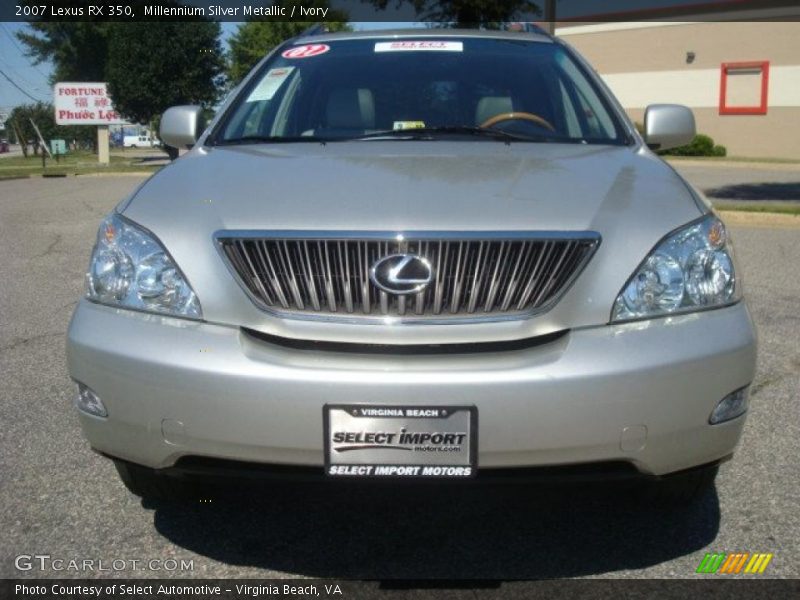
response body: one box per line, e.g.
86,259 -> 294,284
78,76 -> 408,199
215,229 -> 601,242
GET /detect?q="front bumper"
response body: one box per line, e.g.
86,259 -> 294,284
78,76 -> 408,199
66,300 -> 757,477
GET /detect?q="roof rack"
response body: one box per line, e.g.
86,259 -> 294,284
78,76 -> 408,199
500,22 -> 553,37
298,23 -> 328,38
293,22 -> 554,42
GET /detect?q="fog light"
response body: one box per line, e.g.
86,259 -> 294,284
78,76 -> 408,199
709,386 -> 749,424
75,383 -> 108,418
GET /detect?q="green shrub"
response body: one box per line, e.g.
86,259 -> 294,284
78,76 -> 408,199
712,144 -> 727,157
658,133 -> 727,157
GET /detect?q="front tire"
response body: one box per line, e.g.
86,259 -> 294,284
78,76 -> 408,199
114,460 -> 200,503
645,465 -> 719,505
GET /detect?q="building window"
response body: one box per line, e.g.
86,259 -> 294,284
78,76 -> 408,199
719,61 -> 770,115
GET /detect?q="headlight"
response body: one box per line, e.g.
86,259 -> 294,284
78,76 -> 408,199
612,215 -> 739,322
86,213 -> 201,319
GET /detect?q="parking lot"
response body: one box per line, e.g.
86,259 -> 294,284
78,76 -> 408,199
672,161 -> 800,205
0,172 -> 798,581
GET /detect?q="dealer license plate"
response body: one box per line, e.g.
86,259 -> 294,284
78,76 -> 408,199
324,405 -> 477,478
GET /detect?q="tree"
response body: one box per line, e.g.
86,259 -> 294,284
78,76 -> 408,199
7,102 -> 94,156
16,5 -> 111,82
366,0 -> 541,26
10,103 -> 54,156
15,0 -> 201,83
105,21 -> 225,125
17,22 -> 110,82
228,3 -> 350,84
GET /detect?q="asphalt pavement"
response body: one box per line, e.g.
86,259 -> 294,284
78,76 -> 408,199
0,174 -> 798,581
671,160 -> 800,204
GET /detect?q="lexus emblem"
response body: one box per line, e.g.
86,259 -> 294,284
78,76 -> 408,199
370,254 -> 433,295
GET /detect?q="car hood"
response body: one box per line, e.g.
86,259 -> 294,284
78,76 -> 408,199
126,141 -> 697,231
122,142 -> 704,344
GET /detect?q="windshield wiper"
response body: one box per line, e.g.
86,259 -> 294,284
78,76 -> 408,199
215,135 -> 325,146
215,128 -> 572,146
352,126 -> 562,143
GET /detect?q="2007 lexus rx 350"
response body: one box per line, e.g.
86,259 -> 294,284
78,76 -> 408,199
67,29 -> 756,503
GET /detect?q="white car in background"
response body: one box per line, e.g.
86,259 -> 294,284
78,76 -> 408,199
123,134 -> 158,148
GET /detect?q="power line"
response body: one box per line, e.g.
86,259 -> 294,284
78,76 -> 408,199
0,67 -> 47,103
0,23 -> 25,52
0,23 -> 50,79
0,23 -> 51,104
0,55 -> 46,92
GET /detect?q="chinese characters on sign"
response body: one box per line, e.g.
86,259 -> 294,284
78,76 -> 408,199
54,83 -> 126,125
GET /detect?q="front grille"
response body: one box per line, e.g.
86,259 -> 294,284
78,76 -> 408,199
217,232 -> 599,322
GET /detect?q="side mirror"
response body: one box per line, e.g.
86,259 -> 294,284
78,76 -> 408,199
159,105 -> 205,150
643,104 -> 696,152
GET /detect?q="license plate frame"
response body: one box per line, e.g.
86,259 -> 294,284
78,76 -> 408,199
324,404 -> 478,479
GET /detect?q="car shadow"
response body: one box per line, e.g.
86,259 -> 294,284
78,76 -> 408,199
149,480 -> 720,578
705,182 -> 800,202
131,156 -> 170,165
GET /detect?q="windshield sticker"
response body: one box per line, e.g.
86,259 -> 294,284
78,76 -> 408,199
282,44 -> 330,59
375,41 -> 463,53
246,67 -> 295,103
393,121 -> 426,130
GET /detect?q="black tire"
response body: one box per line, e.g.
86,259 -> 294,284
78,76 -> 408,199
645,465 -> 718,505
164,145 -> 179,161
114,460 -> 202,503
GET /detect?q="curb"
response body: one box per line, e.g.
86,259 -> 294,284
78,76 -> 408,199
667,159 -> 800,171
718,210 -> 800,229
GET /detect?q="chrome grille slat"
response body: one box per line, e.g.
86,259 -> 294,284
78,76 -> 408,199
337,241 -> 354,313
253,240 -> 287,308
450,242 -> 465,314
219,233 -> 599,322
380,290 -> 389,315
433,241 -> 446,315
516,240 -> 554,309
499,240 -> 528,311
300,241 -> 321,311
533,241 -> 577,307
484,241 -> 507,312
278,240 -> 304,310
415,241 -> 428,315
228,242 -> 274,307
358,241 -> 369,314
320,241 -> 336,312
466,241 -> 485,314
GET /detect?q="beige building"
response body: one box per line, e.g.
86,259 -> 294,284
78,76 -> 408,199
557,15 -> 800,159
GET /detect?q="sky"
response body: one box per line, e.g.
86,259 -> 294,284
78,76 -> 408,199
0,20 -> 410,113
0,22 -> 54,112
0,0 -> 756,113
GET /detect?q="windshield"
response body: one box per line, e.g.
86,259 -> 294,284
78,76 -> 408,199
214,37 -> 628,145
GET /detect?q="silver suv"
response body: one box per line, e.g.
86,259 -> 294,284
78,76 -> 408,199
67,29 -> 756,502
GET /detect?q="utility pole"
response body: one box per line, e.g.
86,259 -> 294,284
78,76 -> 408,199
11,119 -> 27,157
544,0 -> 557,35
29,117 -> 52,158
